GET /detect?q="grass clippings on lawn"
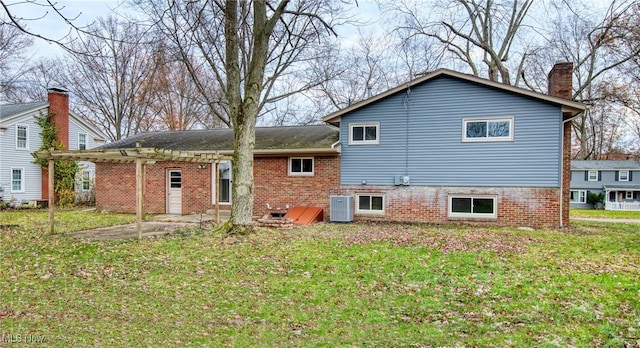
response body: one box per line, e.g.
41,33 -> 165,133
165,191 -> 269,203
1,210 -> 639,347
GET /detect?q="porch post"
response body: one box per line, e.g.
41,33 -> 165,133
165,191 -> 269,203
136,157 -> 143,239
48,156 -> 55,234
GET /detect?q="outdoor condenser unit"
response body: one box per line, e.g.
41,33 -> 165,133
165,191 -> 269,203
330,195 -> 353,222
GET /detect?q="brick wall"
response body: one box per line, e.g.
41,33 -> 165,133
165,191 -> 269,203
335,185 -> 561,228
547,61 -> 574,228
253,156 -> 341,218
95,155 -> 341,217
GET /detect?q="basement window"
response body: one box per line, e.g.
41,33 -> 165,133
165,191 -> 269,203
448,195 -> 497,219
356,193 -> 384,214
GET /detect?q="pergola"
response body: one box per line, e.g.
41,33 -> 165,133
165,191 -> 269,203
33,144 -> 230,239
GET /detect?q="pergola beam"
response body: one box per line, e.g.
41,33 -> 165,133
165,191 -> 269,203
32,147 -> 231,240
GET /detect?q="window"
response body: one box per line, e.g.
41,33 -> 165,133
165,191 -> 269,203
587,170 -> 598,181
349,123 -> 379,145
78,133 -> 87,150
570,190 -> 586,203
462,117 -> 513,142
619,170 -> 629,182
11,168 -> 24,192
356,194 -> 384,214
449,195 -> 497,219
289,157 -> 314,176
626,191 -> 633,200
16,125 -> 28,149
81,171 -> 91,191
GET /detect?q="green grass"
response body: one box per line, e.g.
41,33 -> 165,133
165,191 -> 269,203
571,208 -> 640,219
1,211 -> 639,346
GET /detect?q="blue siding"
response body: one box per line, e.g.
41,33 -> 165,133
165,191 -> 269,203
571,169 -> 639,189
340,76 -> 563,187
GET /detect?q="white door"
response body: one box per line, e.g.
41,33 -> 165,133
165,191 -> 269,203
167,169 -> 182,214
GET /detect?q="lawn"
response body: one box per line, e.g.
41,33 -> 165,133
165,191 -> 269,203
571,208 -> 640,220
1,210 -> 639,346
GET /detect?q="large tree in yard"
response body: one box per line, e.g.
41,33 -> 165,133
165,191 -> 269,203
137,0 -> 340,234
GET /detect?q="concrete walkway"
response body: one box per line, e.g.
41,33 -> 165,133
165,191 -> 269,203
65,211 -> 230,240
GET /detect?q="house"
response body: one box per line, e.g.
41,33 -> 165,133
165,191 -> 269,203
323,62 -> 584,228
0,88 -> 106,205
93,125 -> 340,217
86,62 -> 584,228
570,160 -> 640,210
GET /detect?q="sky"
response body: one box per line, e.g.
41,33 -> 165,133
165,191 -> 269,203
5,0 -> 383,59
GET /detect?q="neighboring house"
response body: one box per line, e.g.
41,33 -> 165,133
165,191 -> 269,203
570,160 -> 640,210
0,88 -> 106,205
83,62 -> 584,228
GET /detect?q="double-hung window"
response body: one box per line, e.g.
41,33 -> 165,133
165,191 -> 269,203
356,193 -> 384,214
81,171 -> 91,191
449,195 -> 497,219
349,122 -> 379,145
78,133 -> 87,150
289,157 -> 314,176
11,168 -> 24,192
618,170 -> 629,182
462,117 -> 513,142
587,170 -> 598,181
570,190 -> 586,203
16,125 -> 28,149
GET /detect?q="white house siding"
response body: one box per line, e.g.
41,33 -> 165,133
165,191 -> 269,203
0,111 -> 45,202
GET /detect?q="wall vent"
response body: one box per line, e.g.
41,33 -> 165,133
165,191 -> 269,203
330,196 -> 353,222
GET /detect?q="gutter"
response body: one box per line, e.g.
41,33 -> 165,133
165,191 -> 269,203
211,148 -> 341,156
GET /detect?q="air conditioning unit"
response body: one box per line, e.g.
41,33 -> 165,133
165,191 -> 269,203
330,195 -> 353,222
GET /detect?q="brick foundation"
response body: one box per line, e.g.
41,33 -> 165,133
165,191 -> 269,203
334,185 -> 561,228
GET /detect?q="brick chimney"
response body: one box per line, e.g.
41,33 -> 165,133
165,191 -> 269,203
547,62 -> 574,228
547,62 -> 573,100
47,87 -> 70,150
42,88 -> 70,201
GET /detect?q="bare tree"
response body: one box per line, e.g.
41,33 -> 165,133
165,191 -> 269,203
392,0 -> 534,85
136,0 -> 340,233
0,21 -> 33,101
526,0 -> 640,159
55,16 -> 160,141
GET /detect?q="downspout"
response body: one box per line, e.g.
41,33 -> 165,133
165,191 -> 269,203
560,110 -> 584,228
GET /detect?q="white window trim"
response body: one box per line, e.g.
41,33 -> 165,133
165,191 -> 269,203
78,133 -> 87,150
587,170 -> 598,182
81,170 -> 92,191
619,170 -> 629,182
462,116 -> 514,142
288,157 -> 314,176
212,160 -> 232,205
448,195 -> 498,219
355,193 -> 385,215
15,124 -> 29,150
625,191 -> 633,199
348,122 -> 380,145
10,167 -> 25,193
570,190 -> 587,203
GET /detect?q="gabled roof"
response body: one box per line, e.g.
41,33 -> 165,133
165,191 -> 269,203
98,125 -> 340,155
0,101 -> 49,123
0,100 -> 107,142
322,68 -> 586,124
571,160 -> 640,170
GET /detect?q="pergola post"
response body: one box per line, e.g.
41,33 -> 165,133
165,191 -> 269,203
214,161 -> 220,224
136,157 -> 143,239
48,156 -> 55,234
